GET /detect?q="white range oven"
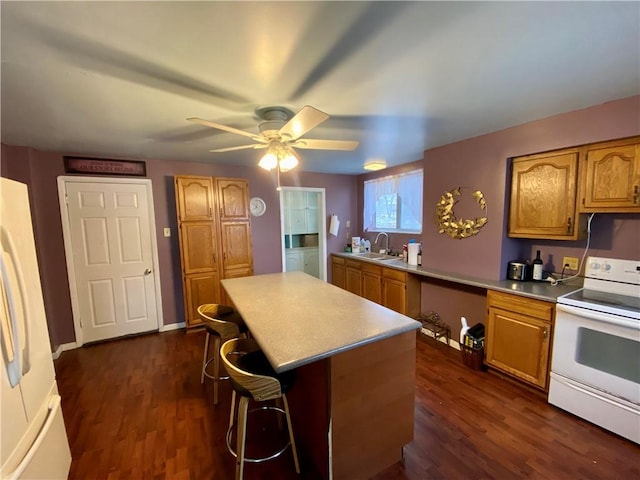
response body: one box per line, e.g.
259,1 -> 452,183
548,257 -> 639,444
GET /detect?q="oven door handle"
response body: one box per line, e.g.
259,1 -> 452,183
557,303 -> 640,331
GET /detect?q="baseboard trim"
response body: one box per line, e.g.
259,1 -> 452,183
52,342 -> 78,359
160,322 -> 186,332
420,327 -> 460,350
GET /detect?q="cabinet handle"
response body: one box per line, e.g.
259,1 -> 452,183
220,207 -> 224,218
634,185 -> 639,205
543,328 -> 548,340
209,207 -> 212,217
567,216 -> 572,233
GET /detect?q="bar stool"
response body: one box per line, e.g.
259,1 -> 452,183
197,304 -> 248,405
220,338 -> 300,480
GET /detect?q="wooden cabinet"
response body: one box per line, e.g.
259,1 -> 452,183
509,149 -> 583,240
361,263 -> 382,304
485,290 -> 554,391
331,256 -> 346,290
381,267 -> 420,317
175,175 -> 253,327
331,255 -> 420,317
176,176 -> 215,222
579,137 -> 640,212
345,259 -> 362,296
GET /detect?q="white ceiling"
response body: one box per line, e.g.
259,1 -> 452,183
1,2 -> 638,174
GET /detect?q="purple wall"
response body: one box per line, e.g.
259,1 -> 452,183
0,146 -> 357,347
2,95 -> 639,350
356,96 -> 640,339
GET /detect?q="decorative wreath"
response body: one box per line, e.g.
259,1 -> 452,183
436,187 -> 488,239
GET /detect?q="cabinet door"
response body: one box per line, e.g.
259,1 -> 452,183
303,249 -> 320,278
485,306 -> 551,390
382,277 -> 406,314
345,266 -> 362,296
581,140 -> 640,212
219,221 -> 253,275
180,223 -> 217,274
176,176 -> 214,222
362,272 -> 382,304
184,272 -> 221,327
217,179 -> 249,221
332,258 -> 346,289
285,250 -> 303,272
509,150 -> 580,239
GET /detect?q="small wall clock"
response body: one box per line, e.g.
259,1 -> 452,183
249,197 -> 266,217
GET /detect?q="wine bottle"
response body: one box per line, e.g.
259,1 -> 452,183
532,250 -> 543,281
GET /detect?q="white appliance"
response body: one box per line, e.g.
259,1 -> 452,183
1,178 -> 72,479
549,256 -> 640,444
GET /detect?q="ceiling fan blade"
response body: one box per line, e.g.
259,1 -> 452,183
210,144 -> 268,153
290,138 -> 359,151
279,106 -> 329,141
187,117 -> 267,143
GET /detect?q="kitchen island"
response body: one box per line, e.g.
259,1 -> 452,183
221,271 -> 421,480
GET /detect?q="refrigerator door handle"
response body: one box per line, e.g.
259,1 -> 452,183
4,395 -> 64,480
1,225 -> 31,387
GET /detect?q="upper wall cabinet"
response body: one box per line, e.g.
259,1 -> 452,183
579,137 -> 640,213
508,136 -> 640,239
508,149 -> 584,240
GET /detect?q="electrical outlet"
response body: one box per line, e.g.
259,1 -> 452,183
563,256 -> 579,271
163,227 -> 171,238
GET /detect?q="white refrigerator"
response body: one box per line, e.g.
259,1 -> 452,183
1,178 -> 72,479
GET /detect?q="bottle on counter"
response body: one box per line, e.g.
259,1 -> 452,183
532,250 -> 543,281
417,248 -> 422,266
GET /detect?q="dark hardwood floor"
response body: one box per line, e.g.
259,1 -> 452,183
54,330 -> 639,480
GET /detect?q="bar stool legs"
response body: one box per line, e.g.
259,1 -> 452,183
201,332 -> 225,404
227,390 -> 300,480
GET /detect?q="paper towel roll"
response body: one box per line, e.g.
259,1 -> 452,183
408,243 -> 420,266
329,214 -> 340,236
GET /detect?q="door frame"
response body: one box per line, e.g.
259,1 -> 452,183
57,176 -> 164,347
279,186 -> 327,281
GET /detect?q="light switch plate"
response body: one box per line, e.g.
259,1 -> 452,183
163,227 -> 171,237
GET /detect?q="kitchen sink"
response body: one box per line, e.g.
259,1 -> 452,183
377,258 -> 408,267
351,252 -> 388,259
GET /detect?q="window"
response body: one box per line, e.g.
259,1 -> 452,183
363,168 -> 423,233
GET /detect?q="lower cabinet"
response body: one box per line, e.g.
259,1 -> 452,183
331,256 -> 346,290
331,255 -> 420,317
485,290 -> 554,391
361,263 -> 382,304
285,247 -> 319,278
345,259 -> 362,296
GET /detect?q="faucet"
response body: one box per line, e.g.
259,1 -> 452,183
374,232 -> 389,254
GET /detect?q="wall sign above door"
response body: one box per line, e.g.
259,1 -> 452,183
64,156 -> 147,176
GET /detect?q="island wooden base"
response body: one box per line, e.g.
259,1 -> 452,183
289,331 -> 417,479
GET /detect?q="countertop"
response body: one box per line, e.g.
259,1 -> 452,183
221,271 -> 421,373
333,252 -> 583,302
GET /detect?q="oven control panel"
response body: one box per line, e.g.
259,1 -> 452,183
584,257 -> 640,295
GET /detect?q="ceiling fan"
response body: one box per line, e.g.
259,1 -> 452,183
187,105 -> 359,171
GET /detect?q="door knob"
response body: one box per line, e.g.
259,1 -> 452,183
144,268 -> 152,275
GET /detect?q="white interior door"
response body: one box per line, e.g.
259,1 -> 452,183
59,177 -> 161,344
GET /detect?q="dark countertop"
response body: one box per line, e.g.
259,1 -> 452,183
332,252 -> 583,302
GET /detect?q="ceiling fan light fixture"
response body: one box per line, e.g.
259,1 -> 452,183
364,158 -> 387,171
279,149 -> 299,172
258,150 -> 278,170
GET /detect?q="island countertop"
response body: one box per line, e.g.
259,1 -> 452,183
221,271 -> 421,373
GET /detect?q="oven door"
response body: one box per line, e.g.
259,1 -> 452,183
552,303 -> 640,404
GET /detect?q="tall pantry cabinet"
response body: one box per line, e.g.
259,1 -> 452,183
175,175 -> 254,328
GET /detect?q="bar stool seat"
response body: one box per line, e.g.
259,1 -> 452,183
220,338 -> 300,480
197,304 -> 248,405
